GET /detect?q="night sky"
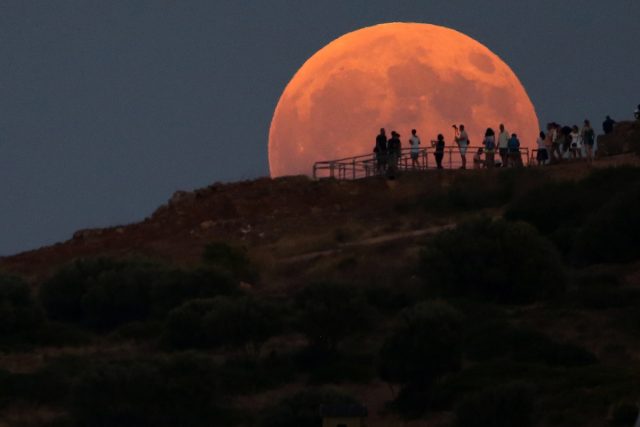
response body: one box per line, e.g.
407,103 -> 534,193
1,0 -> 639,255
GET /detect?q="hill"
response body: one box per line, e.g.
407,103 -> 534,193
1,121 -> 640,427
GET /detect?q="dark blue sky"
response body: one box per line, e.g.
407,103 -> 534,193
1,0 -> 639,255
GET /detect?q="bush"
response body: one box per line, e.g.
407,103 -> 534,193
379,301 -> 463,387
455,383 -> 535,427
71,353 -> 233,427
39,258 -> 238,331
464,320 -> 597,367
572,184 -> 640,265
610,402 -> 639,425
295,281 -> 372,352
420,218 -> 565,303
163,295 -> 284,353
505,180 -> 595,234
260,388 -> 358,427
378,301 -> 463,418
0,274 -> 44,346
202,242 -> 258,282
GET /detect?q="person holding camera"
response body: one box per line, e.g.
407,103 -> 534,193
453,124 -> 469,169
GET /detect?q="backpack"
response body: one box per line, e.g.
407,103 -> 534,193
485,137 -> 495,150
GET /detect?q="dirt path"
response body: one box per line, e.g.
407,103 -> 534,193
281,223 -> 456,263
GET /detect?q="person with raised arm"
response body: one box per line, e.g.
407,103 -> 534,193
453,124 -> 469,169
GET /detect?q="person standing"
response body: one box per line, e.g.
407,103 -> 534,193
387,131 -> 402,177
602,115 -> 616,134
454,124 -> 469,169
548,123 -> 562,162
536,131 -> 549,165
433,134 -> 445,169
570,125 -> 581,160
581,119 -> 596,164
507,133 -> 521,167
497,124 -> 510,167
409,129 -> 421,170
483,127 -> 496,168
374,128 -> 388,174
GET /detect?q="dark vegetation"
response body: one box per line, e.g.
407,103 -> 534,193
2,166 -> 640,426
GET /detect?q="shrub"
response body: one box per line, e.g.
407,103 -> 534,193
163,296 -> 284,353
504,180 -> 595,234
455,383 -> 535,427
379,301 -> 463,387
378,301 -> 463,418
39,258 -> 238,331
610,402 -> 639,426
260,388 -> 358,427
202,242 -> 258,282
0,274 -> 44,346
464,320 -> 597,367
294,281 -> 372,352
70,353 -> 232,427
420,218 -> 565,303
572,184 -> 640,265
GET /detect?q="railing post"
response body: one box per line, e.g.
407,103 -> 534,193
449,148 -> 452,169
353,158 -> 356,180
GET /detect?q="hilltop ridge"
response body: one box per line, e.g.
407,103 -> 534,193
2,120 -> 639,281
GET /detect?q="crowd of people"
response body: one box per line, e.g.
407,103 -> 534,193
372,110 -> 636,175
373,122 -> 524,173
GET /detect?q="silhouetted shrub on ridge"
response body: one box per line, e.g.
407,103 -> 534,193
420,218 -> 565,303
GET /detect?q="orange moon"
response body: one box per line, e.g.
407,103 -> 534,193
269,22 -> 539,177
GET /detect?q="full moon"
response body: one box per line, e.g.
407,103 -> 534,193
269,22 -> 539,177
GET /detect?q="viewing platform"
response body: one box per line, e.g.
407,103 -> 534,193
312,145 -> 532,180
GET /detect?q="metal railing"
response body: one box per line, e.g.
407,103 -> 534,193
313,145 -> 531,180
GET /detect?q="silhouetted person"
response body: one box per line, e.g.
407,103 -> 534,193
483,127 -> 496,168
507,133 -> 521,167
387,131 -> 402,178
561,125 -> 572,156
374,128 -> 388,174
454,124 -> 469,169
569,125 -> 582,160
602,115 -> 616,134
581,119 -> 596,163
635,104 -> 640,120
549,123 -> 561,162
409,129 -> 421,169
473,148 -> 485,168
536,131 -> 549,165
497,123 -> 509,167
433,134 -> 445,169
